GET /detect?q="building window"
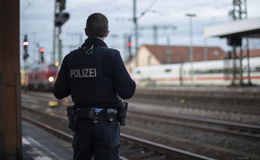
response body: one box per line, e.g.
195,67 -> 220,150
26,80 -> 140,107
148,55 -> 152,65
213,50 -> 220,55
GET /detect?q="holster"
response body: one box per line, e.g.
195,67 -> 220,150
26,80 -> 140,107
117,100 -> 128,126
67,106 -> 78,131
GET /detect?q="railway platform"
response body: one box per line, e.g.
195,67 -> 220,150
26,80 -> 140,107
22,121 -> 73,160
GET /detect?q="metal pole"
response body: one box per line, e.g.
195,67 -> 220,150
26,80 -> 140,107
239,46 -> 244,86
204,38 -> 208,61
153,25 -> 158,44
52,1 -> 57,63
133,0 -> 139,66
58,26 -> 62,64
231,46 -> 237,86
246,37 -> 252,85
123,34 -> 127,58
185,13 -> 196,85
189,17 -> 194,84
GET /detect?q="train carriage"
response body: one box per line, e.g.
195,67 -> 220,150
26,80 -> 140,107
27,63 -> 58,91
132,57 -> 260,86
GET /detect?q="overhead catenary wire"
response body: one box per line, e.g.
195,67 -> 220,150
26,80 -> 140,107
21,0 -> 35,15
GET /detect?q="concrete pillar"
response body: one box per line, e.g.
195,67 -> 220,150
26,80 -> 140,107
0,0 -> 22,159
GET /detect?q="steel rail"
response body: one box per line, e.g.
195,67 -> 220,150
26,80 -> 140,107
120,133 -> 215,160
22,93 -> 260,140
129,109 -> 260,134
22,108 -> 215,160
22,92 -> 260,133
22,116 -> 128,160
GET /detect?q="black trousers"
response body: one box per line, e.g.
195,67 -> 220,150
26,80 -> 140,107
72,120 -> 120,160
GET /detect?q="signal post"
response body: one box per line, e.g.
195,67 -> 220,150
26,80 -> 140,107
53,0 -> 70,64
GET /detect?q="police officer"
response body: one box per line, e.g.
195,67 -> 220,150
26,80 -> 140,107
53,13 -> 136,160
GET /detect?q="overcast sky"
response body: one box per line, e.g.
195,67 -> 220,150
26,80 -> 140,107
20,0 -> 260,64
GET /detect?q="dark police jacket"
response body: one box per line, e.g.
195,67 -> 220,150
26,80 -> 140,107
53,37 -> 136,107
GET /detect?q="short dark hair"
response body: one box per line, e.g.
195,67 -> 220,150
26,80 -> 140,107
85,13 -> 108,37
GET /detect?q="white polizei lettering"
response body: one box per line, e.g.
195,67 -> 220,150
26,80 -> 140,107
89,68 -> 97,77
70,68 -> 97,78
74,70 -> 79,78
94,68 -> 97,77
79,69 -> 84,78
89,68 -> 93,77
70,69 -> 75,78
84,69 -> 89,77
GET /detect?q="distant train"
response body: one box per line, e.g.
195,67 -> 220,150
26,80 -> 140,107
23,63 -> 58,91
132,57 -> 260,86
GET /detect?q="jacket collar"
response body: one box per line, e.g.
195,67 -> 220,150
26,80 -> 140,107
81,37 -> 107,50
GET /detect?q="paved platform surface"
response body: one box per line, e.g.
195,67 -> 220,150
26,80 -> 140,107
22,121 -> 73,160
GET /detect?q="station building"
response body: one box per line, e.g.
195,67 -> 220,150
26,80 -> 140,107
125,45 -> 260,73
125,45 -> 226,73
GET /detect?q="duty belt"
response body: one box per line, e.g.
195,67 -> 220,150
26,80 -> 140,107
67,101 -> 128,131
72,107 -> 118,123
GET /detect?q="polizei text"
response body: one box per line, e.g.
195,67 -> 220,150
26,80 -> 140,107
70,68 -> 97,78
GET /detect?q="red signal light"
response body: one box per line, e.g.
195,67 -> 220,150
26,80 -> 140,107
39,47 -> 45,53
23,41 -> 29,46
127,42 -> 132,47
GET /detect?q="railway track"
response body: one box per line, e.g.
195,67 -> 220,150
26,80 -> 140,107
22,107 -> 214,160
21,92 -> 260,159
22,92 -> 260,140
128,109 -> 260,140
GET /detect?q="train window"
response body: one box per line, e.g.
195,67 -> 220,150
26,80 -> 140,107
49,65 -> 58,72
255,67 -> 260,72
193,70 -> 201,74
32,68 -> 39,72
136,70 -> 141,74
164,69 -> 172,73
224,68 -> 232,74
193,69 -> 225,74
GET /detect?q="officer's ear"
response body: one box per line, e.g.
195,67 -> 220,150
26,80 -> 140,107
85,28 -> 89,36
104,30 -> 109,38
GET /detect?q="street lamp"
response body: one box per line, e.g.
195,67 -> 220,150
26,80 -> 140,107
185,13 -> 196,85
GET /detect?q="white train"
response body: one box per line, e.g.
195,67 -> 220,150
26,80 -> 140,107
132,57 -> 260,86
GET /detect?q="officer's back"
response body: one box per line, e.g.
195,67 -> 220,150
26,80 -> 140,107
53,13 -> 136,160
54,37 -> 135,105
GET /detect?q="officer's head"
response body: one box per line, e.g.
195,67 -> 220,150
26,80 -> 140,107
85,13 -> 109,39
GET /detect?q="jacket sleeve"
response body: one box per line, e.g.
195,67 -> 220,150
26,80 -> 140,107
112,51 -> 136,99
53,55 -> 71,99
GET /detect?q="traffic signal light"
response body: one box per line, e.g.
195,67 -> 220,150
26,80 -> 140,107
23,41 -> 29,46
227,37 -> 241,46
55,12 -> 70,27
127,42 -> 132,47
39,47 -> 45,63
23,34 -> 29,60
39,47 -> 45,53
127,35 -> 132,57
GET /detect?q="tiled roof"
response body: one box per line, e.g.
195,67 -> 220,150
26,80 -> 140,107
143,45 -> 227,63
244,49 -> 260,57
